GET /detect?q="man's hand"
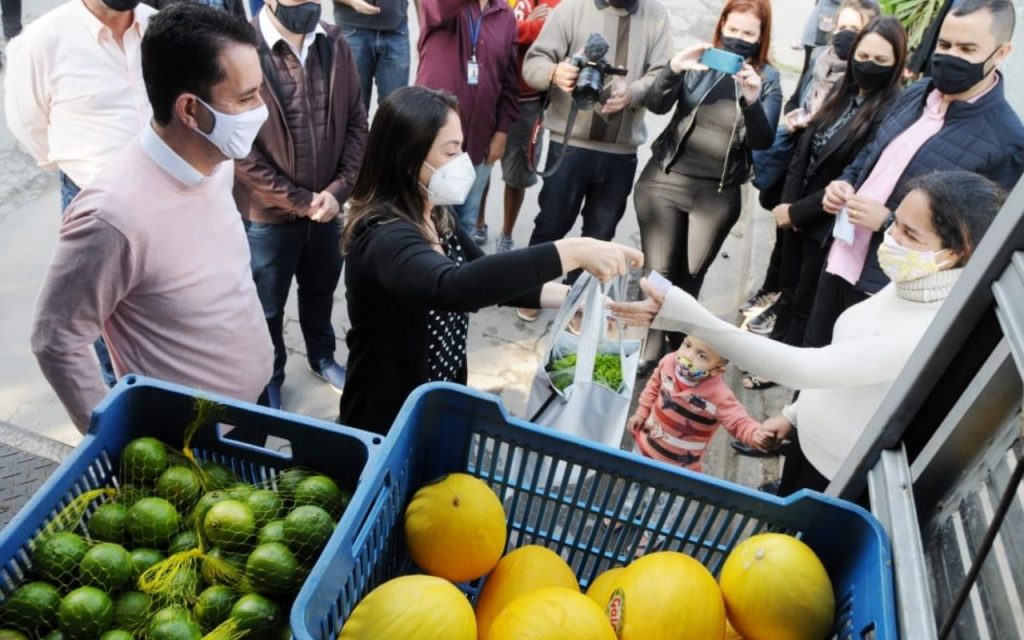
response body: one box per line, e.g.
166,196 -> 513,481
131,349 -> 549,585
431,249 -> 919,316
338,0 -> 381,15
601,78 -> 632,115
772,203 -> 793,229
527,3 -> 550,21
309,191 -> 341,223
485,131 -> 507,165
823,180 -> 854,214
845,194 -> 889,231
551,59 -> 580,93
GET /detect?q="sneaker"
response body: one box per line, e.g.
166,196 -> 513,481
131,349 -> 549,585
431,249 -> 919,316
496,233 -> 514,252
309,360 -> 346,394
747,308 -> 777,335
515,307 -> 540,322
470,223 -> 488,246
739,289 -> 780,314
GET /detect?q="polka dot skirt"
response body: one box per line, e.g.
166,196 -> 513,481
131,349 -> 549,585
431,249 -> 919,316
426,233 -> 470,382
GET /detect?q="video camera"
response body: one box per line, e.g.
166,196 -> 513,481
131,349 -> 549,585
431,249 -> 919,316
570,33 -> 628,110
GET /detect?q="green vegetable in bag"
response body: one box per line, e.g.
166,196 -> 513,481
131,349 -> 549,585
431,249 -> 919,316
547,353 -> 623,393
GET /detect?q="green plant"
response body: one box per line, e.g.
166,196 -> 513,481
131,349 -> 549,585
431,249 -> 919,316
882,0 -> 948,51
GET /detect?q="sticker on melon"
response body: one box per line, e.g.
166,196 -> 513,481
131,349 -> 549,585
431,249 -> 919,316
340,575 -> 476,640
404,473 -> 507,583
718,533 -> 836,640
486,587 -> 616,640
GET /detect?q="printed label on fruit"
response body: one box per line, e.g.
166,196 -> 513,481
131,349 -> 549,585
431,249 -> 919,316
607,588 -> 625,636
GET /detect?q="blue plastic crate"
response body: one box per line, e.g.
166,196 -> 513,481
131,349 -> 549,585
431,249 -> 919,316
0,375 -> 384,637
297,382 -> 898,640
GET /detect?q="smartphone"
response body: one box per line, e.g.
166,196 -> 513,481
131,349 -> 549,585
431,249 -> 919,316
699,48 -> 744,75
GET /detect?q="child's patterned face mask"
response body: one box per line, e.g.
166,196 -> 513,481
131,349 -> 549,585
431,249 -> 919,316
675,355 -> 709,381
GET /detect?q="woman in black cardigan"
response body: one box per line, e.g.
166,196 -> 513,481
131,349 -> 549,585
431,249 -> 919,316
769,16 -> 906,348
338,87 -> 642,434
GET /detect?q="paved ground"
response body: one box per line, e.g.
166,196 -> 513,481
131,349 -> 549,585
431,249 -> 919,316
0,0 -> 812,487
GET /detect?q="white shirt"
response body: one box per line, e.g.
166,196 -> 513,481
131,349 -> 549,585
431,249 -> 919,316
258,7 -> 327,67
139,125 -> 206,188
3,0 -> 155,189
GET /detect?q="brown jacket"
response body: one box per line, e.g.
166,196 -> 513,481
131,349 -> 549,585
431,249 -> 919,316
234,21 -> 368,223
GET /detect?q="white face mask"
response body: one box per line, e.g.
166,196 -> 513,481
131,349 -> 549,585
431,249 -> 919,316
421,153 -> 476,206
194,97 -> 269,160
877,230 -> 955,283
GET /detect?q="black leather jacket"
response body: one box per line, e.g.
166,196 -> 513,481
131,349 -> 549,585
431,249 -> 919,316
645,64 -> 782,189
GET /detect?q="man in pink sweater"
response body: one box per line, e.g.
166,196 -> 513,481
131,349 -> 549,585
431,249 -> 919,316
31,4 -> 273,432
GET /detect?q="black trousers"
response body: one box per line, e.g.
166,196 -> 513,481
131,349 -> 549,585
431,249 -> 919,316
1,0 -> 20,39
634,163 -> 742,361
803,268 -> 870,348
778,432 -> 830,496
770,230 -> 829,346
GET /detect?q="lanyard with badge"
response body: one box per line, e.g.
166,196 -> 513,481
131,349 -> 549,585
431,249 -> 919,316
466,6 -> 484,86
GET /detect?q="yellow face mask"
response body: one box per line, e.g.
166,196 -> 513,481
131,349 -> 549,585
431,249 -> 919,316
877,231 -> 955,283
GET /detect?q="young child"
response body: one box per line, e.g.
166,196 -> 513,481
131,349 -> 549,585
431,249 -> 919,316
628,335 -> 773,472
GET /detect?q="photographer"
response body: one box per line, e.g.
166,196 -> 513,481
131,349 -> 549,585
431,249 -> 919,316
515,0 -> 672,322
634,0 -> 781,369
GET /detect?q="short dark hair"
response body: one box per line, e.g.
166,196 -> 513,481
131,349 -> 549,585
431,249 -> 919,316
906,171 -> 1007,266
141,3 -> 261,126
342,87 -> 460,252
951,0 -> 1015,43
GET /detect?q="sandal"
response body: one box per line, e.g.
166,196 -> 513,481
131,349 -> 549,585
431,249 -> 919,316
742,374 -> 776,390
516,307 -> 540,322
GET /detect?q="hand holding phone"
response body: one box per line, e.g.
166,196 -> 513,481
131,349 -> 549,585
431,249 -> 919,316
698,48 -> 744,75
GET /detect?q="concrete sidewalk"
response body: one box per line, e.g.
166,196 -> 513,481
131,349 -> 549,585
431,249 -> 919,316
0,0 -> 810,487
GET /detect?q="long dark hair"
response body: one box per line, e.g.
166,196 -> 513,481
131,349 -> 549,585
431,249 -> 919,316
811,16 -> 907,141
342,86 -> 459,253
903,171 -> 1006,267
712,0 -> 772,70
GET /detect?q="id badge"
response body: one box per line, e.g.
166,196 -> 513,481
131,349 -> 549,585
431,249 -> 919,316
467,58 -> 480,86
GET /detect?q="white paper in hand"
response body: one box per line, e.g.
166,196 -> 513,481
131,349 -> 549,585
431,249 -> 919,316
833,206 -> 856,245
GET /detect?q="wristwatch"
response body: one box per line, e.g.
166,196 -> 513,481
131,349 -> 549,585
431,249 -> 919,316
883,210 -> 896,230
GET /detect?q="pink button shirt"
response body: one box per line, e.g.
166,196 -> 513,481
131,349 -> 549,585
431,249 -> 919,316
827,77 -> 999,285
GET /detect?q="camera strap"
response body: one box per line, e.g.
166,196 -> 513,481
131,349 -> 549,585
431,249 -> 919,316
529,98 -> 580,178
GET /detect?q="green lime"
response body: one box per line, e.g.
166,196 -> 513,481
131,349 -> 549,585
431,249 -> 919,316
226,484 -> 254,501
275,469 -> 312,505
79,542 -> 134,592
99,631 -> 133,640
293,476 -> 348,517
199,547 -> 246,586
130,548 -> 165,581
168,531 -> 200,555
257,520 -> 286,545
40,631 -> 66,640
192,491 -> 229,529
33,532 -> 89,585
57,586 -> 113,640
198,462 -> 237,491
203,500 -> 254,552
245,490 -> 284,529
155,466 -> 203,511
192,585 -> 237,632
88,503 -> 128,544
245,542 -> 300,596
0,581 -> 61,635
146,607 -> 201,640
150,606 -> 194,626
229,594 -> 281,638
112,591 -> 151,631
0,630 -> 30,640
282,505 -> 334,559
128,497 -> 180,549
122,437 -> 168,485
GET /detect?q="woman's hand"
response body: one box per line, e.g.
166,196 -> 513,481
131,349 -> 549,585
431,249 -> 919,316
554,238 -> 643,282
772,203 -> 793,229
607,278 -> 666,327
783,108 -> 809,132
845,194 -> 890,231
736,63 -> 762,104
669,43 -> 711,74
823,180 -> 854,214
760,414 -> 795,446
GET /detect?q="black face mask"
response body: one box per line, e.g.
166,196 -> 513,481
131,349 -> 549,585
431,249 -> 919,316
831,29 -> 857,61
273,1 -> 322,35
721,36 -> 759,61
102,0 -> 140,10
930,48 -> 998,95
607,0 -> 638,9
852,60 -> 893,91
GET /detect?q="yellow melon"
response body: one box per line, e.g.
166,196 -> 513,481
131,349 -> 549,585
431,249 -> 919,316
608,551 -> 725,640
725,619 -> 746,640
474,545 -> 579,639
404,474 -> 507,583
719,534 -> 835,640
339,575 -> 476,640
486,587 -> 616,640
585,567 -> 625,610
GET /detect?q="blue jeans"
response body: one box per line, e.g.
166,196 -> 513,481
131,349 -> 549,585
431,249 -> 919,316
452,163 -> 493,233
59,172 -> 117,388
528,142 -> 638,245
245,218 -> 343,387
337,20 -> 411,112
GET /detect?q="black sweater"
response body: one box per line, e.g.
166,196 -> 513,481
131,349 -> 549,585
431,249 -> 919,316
338,212 -> 563,434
